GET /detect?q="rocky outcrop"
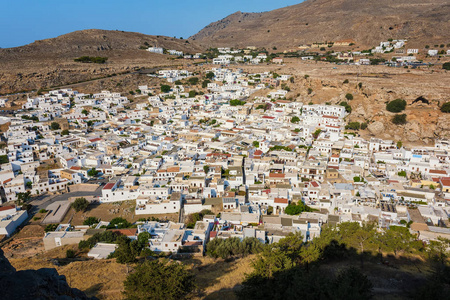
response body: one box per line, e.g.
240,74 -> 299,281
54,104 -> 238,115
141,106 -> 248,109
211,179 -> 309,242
0,248 -> 93,300
368,121 -> 385,136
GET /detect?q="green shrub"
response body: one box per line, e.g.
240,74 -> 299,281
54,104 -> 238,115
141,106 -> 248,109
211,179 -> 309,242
386,99 -> 407,113
83,217 -> 99,226
74,56 -> 108,64
345,93 -> 353,100
345,122 -> 360,130
440,102 -> 450,113
66,249 -> 75,258
392,114 -> 407,125
443,62 -> 450,70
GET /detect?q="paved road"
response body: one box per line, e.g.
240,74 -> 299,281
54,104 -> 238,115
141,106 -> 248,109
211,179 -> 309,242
30,186 -> 103,213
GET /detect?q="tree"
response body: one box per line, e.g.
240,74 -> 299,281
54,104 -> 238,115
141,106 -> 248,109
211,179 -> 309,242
83,216 -> 99,226
397,141 -> 403,148
61,129 -> 69,135
340,101 -> 352,113
230,99 -> 245,106
160,84 -> 171,93
50,122 -> 60,130
398,170 -> 407,177
16,191 -> 31,205
124,259 -> 195,300
346,122 -> 360,130
386,99 -> 407,113
205,71 -> 215,79
290,116 -> 300,123
66,249 -> 75,258
188,77 -> 199,85
188,90 -> 197,98
71,197 -> 89,212
345,93 -> 354,100
0,155 -> 9,164
25,181 -> 32,189
392,114 -> 407,125
87,168 -> 99,177
202,79 -> 211,88
440,102 -> 450,113
285,202 -> 313,215
107,217 -> 131,229
443,62 -> 450,70
253,141 -> 260,148
82,109 -> 89,116
331,267 -> 373,300
203,165 -> 210,174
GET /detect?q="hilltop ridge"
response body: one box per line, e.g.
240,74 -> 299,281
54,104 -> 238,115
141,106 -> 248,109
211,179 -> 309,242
190,0 -> 450,49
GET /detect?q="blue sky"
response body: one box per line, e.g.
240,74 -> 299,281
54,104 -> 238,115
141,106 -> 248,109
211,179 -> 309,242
1,0 -> 302,48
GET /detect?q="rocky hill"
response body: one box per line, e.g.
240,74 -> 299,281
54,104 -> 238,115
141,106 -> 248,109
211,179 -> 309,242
190,0 -> 450,49
0,248 -> 92,299
0,29 -> 203,95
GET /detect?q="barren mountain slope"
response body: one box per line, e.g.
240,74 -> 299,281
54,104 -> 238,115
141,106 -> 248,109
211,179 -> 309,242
190,0 -> 450,49
0,29 -> 203,94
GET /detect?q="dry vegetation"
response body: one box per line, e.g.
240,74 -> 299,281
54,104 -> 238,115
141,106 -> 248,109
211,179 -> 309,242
61,200 -> 179,225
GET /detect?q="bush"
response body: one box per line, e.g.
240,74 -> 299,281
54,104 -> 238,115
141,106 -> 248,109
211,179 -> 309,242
343,79 -> 349,84
392,114 -> 407,125
74,56 -> 108,64
345,93 -> 353,100
160,84 -> 171,93
188,77 -> 199,85
386,99 -> 407,113
107,217 -> 131,229
71,197 -> 89,212
123,259 -> 196,300
66,249 -> 75,258
361,122 -> 368,130
50,122 -> 60,130
230,99 -> 246,106
345,122 -> 360,130
440,102 -> 450,113
61,129 -> 69,135
285,202 -> 313,215
290,116 -> 300,123
78,230 -> 121,249
83,217 -> 99,226
340,102 -> 352,113
44,224 -> 58,232
207,237 -> 263,259
443,62 -> 450,70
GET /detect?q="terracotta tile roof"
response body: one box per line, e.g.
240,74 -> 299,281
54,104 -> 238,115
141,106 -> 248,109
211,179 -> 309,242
274,198 -> 288,204
0,205 -> 15,212
269,173 -> 285,178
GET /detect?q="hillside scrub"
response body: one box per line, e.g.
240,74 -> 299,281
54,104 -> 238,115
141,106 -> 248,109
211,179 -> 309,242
386,99 -> 407,113
392,114 -> 407,125
441,102 -> 450,113
74,56 -> 108,64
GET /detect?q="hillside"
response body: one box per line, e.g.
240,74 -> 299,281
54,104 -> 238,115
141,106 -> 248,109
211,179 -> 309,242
190,0 -> 450,49
0,29 -> 203,95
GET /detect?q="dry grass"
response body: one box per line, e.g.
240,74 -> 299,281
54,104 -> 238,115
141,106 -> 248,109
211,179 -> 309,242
188,255 -> 255,300
62,200 -> 179,225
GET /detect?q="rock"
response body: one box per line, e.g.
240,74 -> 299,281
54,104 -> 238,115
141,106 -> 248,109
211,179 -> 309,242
368,121 -> 385,135
0,248 -> 93,300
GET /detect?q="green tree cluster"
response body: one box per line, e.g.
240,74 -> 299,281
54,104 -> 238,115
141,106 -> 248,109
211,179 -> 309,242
207,237 -> 264,259
230,99 -> 246,106
123,259 -> 195,300
392,114 -> 407,125
71,197 -> 89,212
386,99 -> 407,113
284,201 -> 314,215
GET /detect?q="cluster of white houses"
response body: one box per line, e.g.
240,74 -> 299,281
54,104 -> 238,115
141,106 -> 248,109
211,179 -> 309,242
1,66 -> 450,254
